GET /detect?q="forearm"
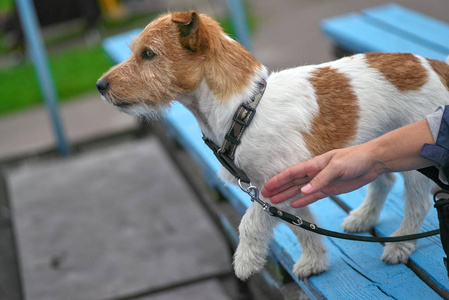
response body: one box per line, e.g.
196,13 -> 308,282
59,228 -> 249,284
368,119 -> 436,174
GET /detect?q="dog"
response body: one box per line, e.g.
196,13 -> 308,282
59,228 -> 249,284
96,10 -> 449,280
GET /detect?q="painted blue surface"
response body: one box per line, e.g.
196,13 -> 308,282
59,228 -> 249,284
339,175 -> 449,293
102,28 -> 444,299
321,3 -> 449,61
16,0 -> 70,155
363,4 -> 449,54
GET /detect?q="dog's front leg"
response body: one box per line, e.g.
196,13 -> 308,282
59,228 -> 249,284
233,202 -> 278,280
286,206 -> 329,279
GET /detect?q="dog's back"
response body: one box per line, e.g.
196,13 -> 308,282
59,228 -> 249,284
244,53 -> 449,178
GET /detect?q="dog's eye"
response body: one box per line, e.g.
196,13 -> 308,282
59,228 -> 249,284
141,48 -> 156,60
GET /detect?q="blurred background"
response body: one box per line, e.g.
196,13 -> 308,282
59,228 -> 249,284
0,0 -> 448,300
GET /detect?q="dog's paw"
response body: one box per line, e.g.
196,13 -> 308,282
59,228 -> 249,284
292,254 -> 329,280
342,209 -> 377,233
381,241 -> 415,264
233,246 -> 266,281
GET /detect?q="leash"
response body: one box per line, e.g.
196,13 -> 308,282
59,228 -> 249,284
238,180 -> 439,243
202,79 -> 439,243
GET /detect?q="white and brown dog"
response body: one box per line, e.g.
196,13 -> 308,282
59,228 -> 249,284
97,11 -> 449,279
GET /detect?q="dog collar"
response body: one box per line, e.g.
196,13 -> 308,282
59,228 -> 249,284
203,79 -> 267,183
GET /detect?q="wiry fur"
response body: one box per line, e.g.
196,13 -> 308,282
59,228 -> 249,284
97,11 -> 449,280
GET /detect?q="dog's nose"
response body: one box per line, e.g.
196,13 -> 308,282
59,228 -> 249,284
96,78 -> 109,95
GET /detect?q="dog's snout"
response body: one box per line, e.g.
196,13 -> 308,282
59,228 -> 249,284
96,78 -> 109,95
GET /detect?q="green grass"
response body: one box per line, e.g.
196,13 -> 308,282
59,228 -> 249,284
0,9 -> 257,116
0,44 -> 112,115
0,0 -> 12,11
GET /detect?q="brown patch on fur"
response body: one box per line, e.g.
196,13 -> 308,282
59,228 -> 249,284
183,12 -> 261,101
365,52 -> 428,91
305,67 -> 359,156
427,58 -> 449,91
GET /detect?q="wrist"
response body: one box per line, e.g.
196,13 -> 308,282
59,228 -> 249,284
366,138 -> 391,175
365,119 -> 436,174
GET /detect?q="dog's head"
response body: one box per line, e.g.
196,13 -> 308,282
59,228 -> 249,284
96,11 -> 261,118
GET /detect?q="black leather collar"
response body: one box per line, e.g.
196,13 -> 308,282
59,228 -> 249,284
203,79 -> 267,183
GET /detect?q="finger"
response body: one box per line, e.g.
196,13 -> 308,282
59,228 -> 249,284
267,185 -> 305,203
268,152 -> 334,193
261,176 -> 310,198
264,163 -> 318,193
290,192 -> 328,207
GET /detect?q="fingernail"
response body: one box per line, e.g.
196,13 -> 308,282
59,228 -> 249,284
301,184 -> 312,194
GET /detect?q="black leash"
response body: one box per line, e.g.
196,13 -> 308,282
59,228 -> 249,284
238,180 -> 440,243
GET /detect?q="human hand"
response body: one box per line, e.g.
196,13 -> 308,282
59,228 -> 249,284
261,145 -> 381,207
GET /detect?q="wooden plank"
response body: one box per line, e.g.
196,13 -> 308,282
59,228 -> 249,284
273,198 -> 440,299
337,175 -> 449,295
321,13 -> 447,61
363,4 -> 449,55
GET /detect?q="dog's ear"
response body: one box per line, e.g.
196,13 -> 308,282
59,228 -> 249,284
172,11 -> 206,53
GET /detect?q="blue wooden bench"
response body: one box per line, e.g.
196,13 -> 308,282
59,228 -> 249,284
102,18 -> 448,299
321,3 -> 449,61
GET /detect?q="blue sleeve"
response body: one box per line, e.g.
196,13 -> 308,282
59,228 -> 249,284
421,106 -> 449,180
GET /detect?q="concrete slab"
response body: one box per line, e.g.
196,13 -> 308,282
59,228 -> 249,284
138,279 -> 231,300
7,137 -> 231,300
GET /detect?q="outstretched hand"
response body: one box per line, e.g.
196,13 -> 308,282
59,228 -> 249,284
261,119 -> 435,208
261,145 -> 381,207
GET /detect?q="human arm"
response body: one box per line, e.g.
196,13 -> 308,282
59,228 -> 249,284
261,118 -> 436,208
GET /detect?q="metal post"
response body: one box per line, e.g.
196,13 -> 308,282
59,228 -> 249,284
226,0 -> 253,52
15,0 -> 71,155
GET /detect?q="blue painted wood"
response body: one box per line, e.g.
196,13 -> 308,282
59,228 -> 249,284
321,4 -> 449,61
363,4 -> 449,54
338,175 -> 449,293
102,28 -> 443,299
307,199 -> 440,299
